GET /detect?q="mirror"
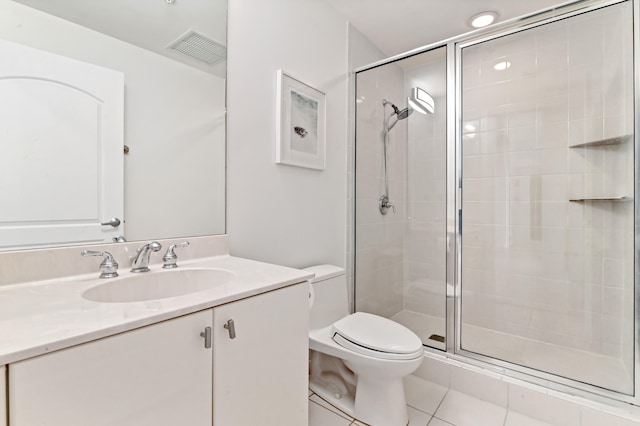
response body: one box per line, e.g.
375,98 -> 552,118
0,0 -> 226,251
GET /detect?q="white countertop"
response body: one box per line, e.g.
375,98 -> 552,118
0,255 -> 313,365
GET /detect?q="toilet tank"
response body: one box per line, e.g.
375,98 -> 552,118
304,265 -> 349,330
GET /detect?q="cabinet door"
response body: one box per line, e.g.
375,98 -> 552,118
213,282 -> 309,426
9,310 -> 212,426
0,365 -> 5,426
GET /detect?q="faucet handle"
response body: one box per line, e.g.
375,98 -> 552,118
162,241 -> 190,269
137,241 -> 162,254
81,250 -> 119,279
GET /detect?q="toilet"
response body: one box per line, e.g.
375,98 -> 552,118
305,265 -> 423,426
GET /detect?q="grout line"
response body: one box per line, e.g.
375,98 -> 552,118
309,392 -> 355,422
431,388 -> 450,419
428,416 -> 455,426
309,398 -> 351,422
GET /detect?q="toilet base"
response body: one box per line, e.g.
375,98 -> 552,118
310,372 -> 410,426
309,379 -> 356,417
353,375 -> 409,426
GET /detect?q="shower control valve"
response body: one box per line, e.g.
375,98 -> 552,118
379,195 -> 396,215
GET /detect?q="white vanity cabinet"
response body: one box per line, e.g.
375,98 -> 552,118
213,282 -> 309,425
7,281 -> 309,426
9,309 -> 213,426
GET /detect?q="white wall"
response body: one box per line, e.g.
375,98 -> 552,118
226,0 -> 349,268
0,0 -> 225,242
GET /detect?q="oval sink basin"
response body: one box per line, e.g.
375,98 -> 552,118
82,268 -> 234,303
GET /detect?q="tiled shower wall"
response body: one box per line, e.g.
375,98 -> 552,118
354,63 -> 407,318
403,57 -> 448,323
460,0 -> 634,383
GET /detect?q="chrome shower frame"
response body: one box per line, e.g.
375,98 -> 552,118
353,0 -> 640,408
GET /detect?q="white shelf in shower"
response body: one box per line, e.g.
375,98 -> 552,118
569,196 -> 629,202
568,134 -> 632,148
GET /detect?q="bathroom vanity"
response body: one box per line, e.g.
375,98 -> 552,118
0,236 -> 311,426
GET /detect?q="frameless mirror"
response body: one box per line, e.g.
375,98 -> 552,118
0,0 -> 226,251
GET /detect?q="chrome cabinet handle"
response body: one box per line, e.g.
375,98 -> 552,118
101,217 -> 121,227
224,319 -> 236,339
200,326 -> 212,349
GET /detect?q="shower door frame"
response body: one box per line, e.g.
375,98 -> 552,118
451,0 -> 639,405
353,0 -> 640,407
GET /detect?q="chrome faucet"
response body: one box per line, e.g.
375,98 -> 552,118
131,241 -> 162,273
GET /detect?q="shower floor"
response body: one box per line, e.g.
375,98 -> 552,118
461,324 -> 633,394
390,309 -> 632,393
391,310 -> 446,351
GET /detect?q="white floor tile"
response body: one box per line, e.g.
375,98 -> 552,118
309,400 -> 353,426
434,390 -> 507,426
428,417 -> 455,426
404,374 -> 448,415
505,411 -> 553,426
310,394 -> 354,421
408,406 -> 432,426
349,406 -> 431,426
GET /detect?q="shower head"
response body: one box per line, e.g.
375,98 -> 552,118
395,107 -> 412,120
382,99 -> 413,131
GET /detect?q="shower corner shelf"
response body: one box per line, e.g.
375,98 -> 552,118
569,196 -> 629,202
568,134 -> 632,148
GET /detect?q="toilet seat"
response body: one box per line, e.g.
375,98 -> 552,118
331,312 -> 423,361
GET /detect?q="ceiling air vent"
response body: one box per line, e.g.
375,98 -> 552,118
167,30 -> 227,65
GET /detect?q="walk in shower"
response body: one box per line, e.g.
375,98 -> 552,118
353,0 -> 637,401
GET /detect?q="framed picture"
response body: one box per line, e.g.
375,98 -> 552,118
276,70 -> 326,170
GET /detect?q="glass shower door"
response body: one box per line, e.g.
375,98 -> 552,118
458,1 -> 634,394
354,46 -> 448,350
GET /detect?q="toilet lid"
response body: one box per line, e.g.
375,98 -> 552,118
331,312 -> 423,359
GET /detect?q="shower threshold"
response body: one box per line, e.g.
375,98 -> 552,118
388,310 -> 632,394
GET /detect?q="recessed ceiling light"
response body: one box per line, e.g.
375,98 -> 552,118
468,11 -> 499,28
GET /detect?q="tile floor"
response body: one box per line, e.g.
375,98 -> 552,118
309,375 -> 552,426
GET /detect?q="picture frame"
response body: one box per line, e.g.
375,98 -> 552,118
275,70 -> 326,170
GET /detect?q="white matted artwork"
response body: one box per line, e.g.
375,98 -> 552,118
276,70 -> 326,170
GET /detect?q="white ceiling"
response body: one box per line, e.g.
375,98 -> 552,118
325,0 -> 574,57
13,0 -> 574,74
13,0 -> 227,76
